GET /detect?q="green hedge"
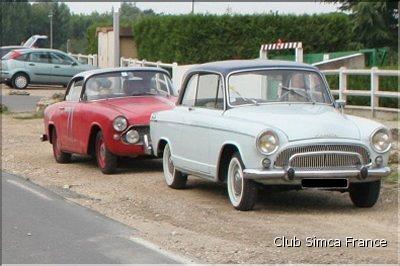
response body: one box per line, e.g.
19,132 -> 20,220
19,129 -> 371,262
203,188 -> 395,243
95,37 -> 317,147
133,13 -> 360,64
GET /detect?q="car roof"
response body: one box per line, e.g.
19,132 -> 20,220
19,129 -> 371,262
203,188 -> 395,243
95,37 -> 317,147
14,48 -> 67,53
187,59 -> 318,76
1,46 -> 24,49
74,67 -> 171,80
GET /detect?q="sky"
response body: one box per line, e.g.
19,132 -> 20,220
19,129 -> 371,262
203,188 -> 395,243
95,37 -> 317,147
65,1 -> 340,15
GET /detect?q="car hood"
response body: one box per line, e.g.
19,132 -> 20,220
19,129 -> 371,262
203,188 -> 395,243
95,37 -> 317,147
100,96 -> 175,124
226,103 -> 361,141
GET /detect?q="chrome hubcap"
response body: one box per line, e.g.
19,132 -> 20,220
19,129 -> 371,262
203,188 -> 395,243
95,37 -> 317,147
167,156 -> 174,175
15,76 -> 27,88
233,169 -> 242,197
228,157 -> 244,205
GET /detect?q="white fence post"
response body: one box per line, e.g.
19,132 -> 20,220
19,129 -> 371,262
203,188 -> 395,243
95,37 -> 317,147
92,54 -> 98,67
338,67 -> 347,102
371,67 -> 379,117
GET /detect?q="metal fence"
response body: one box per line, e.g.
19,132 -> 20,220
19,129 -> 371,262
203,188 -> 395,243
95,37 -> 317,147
322,67 -> 399,116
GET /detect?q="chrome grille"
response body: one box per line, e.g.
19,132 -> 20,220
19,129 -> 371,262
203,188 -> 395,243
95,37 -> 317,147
275,144 -> 370,169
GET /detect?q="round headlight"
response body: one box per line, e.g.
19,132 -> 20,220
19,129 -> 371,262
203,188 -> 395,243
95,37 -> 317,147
371,128 -> 391,153
125,129 -> 140,144
113,116 -> 128,132
257,130 -> 279,155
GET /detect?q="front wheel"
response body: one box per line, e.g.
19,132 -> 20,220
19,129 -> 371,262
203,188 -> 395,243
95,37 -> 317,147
95,131 -> 117,174
162,143 -> 187,189
52,128 -> 71,163
227,153 -> 258,211
349,180 -> 381,207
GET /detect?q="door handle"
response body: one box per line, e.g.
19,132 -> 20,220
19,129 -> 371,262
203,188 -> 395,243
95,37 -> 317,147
29,63 -> 35,66
54,66 -> 61,68
59,107 -> 65,111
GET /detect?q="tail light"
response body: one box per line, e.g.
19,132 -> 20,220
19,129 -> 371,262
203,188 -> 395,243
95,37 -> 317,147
8,51 -> 22,59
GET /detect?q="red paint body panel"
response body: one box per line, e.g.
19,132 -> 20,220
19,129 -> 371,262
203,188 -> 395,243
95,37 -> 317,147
43,96 -> 176,156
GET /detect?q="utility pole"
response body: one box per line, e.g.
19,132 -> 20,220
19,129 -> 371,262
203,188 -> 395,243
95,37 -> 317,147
113,9 -> 120,67
191,0 -> 194,14
48,11 -> 53,49
66,39 -> 70,53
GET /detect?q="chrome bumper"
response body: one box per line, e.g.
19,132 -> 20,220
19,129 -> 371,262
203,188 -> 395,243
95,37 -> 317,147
243,167 -> 391,180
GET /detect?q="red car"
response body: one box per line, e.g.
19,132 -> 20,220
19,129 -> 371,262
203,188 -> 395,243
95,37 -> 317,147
42,67 -> 177,174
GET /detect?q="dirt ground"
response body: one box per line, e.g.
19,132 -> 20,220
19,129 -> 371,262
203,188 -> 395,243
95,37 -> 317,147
1,88 -> 399,263
2,116 -> 399,264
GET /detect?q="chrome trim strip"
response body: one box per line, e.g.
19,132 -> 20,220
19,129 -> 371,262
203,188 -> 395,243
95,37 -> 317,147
243,166 -> 391,179
153,120 -> 255,138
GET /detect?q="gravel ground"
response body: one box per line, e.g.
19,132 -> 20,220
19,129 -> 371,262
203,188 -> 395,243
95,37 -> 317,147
1,109 -> 399,263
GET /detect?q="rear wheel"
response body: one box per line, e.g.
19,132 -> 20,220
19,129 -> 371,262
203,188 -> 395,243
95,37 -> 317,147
95,131 -> 117,174
162,143 -> 187,189
227,153 -> 258,211
349,180 -> 381,207
12,73 -> 29,90
51,128 -> 71,163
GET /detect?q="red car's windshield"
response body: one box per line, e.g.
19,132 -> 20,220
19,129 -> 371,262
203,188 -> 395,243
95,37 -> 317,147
85,71 -> 177,101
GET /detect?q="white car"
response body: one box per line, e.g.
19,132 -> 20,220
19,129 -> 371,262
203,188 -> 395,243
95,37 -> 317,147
150,60 -> 391,211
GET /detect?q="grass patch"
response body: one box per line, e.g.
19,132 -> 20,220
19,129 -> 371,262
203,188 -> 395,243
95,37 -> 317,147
384,165 -> 399,183
0,104 -> 8,113
13,112 -> 44,120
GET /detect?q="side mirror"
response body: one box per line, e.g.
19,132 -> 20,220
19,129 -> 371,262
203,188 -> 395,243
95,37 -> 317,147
334,99 -> 346,113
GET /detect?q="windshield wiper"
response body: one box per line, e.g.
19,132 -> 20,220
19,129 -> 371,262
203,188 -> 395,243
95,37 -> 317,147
230,87 -> 259,105
278,85 -> 313,102
130,92 -> 157,96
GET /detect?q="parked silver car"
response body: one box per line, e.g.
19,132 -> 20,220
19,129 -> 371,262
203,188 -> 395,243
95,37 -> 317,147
1,48 -> 95,89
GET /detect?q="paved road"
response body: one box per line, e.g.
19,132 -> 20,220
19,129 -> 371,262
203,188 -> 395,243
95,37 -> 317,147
1,95 -> 42,112
2,172 -> 185,264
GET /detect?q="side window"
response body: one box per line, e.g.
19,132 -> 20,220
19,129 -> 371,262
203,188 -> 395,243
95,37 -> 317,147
195,74 -> 223,109
66,79 -> 83,102
181,74 -> 198,107
50,52 -> 74,65
29,52 -> 50,63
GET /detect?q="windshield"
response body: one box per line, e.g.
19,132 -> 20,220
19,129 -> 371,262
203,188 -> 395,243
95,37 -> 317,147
84,71 -> 177,101
228,69 -> 332,106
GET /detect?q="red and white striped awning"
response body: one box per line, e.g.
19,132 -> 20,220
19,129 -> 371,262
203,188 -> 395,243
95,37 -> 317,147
261,41 -> 302,51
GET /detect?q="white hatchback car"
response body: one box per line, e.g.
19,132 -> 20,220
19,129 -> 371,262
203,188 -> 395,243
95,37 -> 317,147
150,60 -> 391,211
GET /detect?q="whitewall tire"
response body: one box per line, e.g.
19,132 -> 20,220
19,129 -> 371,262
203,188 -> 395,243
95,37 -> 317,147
163,143 -> 187,189
227,153 -> 258,211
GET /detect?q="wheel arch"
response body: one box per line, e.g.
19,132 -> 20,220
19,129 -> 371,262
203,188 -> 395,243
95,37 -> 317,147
216,142 -> 243,183
87,123 -> 103,156
12,71 -> 31,83
156,138 -> 170,158
48,123 -> 56,144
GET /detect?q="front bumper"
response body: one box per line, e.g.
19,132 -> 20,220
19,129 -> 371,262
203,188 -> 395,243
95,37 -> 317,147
243,166 -> 391,183
1,72 -> 11,83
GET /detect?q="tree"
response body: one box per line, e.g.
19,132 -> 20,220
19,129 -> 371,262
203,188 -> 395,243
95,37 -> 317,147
0,0 -> 31,45
324,1 -> 398,49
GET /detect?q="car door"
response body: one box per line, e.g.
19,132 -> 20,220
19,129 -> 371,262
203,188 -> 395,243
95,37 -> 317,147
179,72 -> 225,176
59,77 -> 84,152
25,51 -> 54,84
49,52 -> 78,85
